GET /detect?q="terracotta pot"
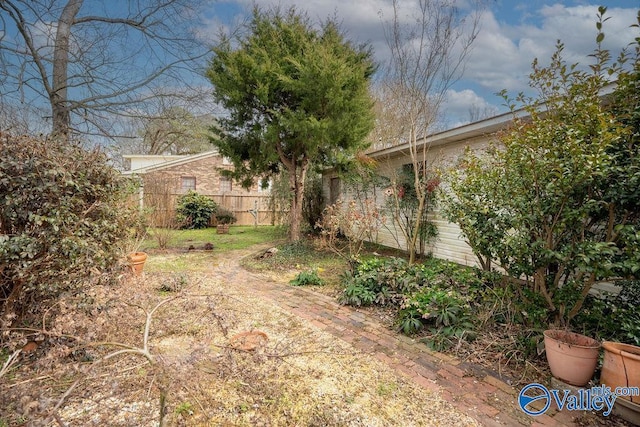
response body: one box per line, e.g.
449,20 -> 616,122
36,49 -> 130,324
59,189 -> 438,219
127,251 -> 147,276
612,395 -> 640,426
544,329 -> 601,387
601,341 -> 640,404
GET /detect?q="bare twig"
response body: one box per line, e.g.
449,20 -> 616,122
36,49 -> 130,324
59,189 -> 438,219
0,349 -> 21,379
41,292 -> 187,424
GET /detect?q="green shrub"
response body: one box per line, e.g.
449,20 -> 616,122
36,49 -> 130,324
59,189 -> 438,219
290,270 -> 324,286
443,12 -> 640,325
574,280 -> 640,346
0,134 -> 138,318
398,288 -> 470,333
175,401 -> 194,417
339,257 -> 423,307
339,257 -> 486,309
399,287 -> 475,350
215,208 -> 237,225
176,191 -> 218,229
340,282 -> 376,306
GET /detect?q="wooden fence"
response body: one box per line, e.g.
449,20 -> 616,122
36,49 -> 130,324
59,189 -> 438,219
208,193 -> 274,226
141,189 -> 275,227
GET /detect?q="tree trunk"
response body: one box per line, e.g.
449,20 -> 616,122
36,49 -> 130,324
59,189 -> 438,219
288,159 -> 309,242
51,0 -> 83,139
408,191 -> 426,265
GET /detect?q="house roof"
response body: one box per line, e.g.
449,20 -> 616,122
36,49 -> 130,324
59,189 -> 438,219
122,149 -> 221,175
366,81 -> 618,160
366,108 -> 530,160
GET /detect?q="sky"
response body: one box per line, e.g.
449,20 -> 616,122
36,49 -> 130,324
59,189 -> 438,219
200,0 -> 639,128
0,0 -> 637,139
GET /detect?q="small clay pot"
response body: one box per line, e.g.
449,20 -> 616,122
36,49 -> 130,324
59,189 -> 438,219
127,251 -> 148,276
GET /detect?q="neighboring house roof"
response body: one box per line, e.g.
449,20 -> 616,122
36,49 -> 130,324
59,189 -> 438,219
122,149 -> 222,175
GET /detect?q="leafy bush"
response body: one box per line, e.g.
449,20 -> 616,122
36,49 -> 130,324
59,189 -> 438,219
574,280 -> 640,346
176,191 -> 218,229
339,257 -> 422,307
443,10 -> 640,325
290,270 -> 324,286
215,208 -> 237,225
399,287 -> 476,351
339,255 -> 479,349
340,256 -> 487,309
341,282 -> 377,306
0,133 -> 138,318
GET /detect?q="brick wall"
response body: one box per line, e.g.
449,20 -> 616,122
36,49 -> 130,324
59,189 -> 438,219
141,154 -> 273,226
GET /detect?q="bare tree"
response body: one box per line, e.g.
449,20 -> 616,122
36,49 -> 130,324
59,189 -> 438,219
381,0 -> 482,264
0,0 -> 211,140
139,108 -> 214,155
468,102 -> 499,123
367,84 -> 407,151
0,101 -> 49,135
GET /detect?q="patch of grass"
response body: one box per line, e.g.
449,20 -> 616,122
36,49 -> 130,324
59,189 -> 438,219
174,401 -> 194,417
144,252 -> 216,273
139,226 -> 288,274
245,240 -> 327,270
141,226 -> 285,252
243,239 -> 345,287
376,380 -> 398,397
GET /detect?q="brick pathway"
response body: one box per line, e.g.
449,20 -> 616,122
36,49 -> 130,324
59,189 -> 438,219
215,253 -> 606,427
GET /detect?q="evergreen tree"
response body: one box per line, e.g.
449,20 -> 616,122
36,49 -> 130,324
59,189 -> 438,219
206,7 -> 375,241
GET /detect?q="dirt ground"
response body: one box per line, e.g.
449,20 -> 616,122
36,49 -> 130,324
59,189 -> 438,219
0,248 -> 479,426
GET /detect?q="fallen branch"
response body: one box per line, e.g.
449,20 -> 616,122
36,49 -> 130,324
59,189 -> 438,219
0,349 -> 21,379
43,293 -> 183,424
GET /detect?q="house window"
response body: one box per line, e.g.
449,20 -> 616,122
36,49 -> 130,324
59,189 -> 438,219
220,177 -> 232,192
403,161 -> 427,176
181,176 -> 196,191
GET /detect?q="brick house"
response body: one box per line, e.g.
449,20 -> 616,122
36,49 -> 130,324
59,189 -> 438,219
122,150 -> 272,226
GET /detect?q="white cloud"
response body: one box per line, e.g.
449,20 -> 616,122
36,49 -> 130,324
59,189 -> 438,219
465,4 -> 637,95
198,1 -> 638,127
440,88 -> 500,128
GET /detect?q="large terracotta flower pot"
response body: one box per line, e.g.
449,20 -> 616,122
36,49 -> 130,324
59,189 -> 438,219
601,341 -> 640,404
544,329 -> 601,387
127,251 -> 147,276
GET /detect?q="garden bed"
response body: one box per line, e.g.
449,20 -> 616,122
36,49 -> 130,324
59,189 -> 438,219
247,237 -> 638,392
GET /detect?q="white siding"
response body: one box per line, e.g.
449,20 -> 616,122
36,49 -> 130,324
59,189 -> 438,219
124,154 -> 188,171
426,213 -> 480,267
322,128 -> 501,268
